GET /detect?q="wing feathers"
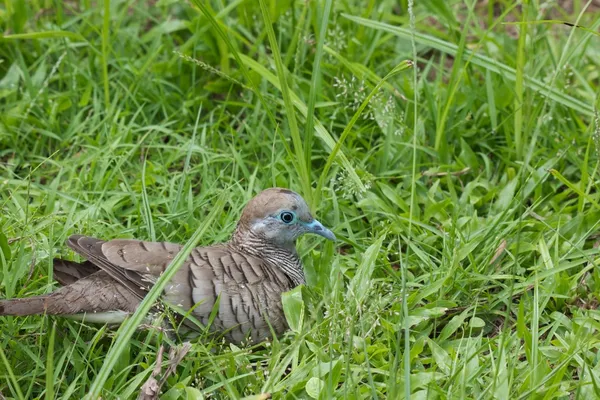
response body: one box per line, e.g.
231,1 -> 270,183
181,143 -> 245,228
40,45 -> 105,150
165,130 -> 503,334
53,259 -> 99,286
102,240 -> 182,274
67,235 -> 148,299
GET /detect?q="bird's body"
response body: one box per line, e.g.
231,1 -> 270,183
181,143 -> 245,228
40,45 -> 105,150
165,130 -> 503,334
0,188 -> 335,344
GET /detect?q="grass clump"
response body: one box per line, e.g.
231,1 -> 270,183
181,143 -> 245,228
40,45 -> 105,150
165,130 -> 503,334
1,0 -> 600,398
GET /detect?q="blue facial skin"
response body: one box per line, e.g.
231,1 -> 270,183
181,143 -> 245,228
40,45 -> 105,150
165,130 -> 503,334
277,210 -> 336,242
252,210 -> 336,247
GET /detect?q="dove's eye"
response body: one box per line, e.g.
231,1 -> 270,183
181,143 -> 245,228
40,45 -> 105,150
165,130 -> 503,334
279,211 -> 296,224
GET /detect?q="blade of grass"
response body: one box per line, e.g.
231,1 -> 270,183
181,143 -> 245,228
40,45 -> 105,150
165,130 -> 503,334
514,1 -> 528,159
485,69 -> 498,132
506,20 -> 600,38
404,0 -> 420,396
1,31 -> 86,41
45,322 -> 56,400
187,0 -> 366,197
86,192 -> 227,399
190,0 -> 366,199
283,2 -> 310,68
101,0 -> 110,110
258,0 -> 311,203
304,0 -> 333,195
172,107 -> 201,211
433,3 -> 472,156
188,0 -> 307,191
140,151 -> 156,242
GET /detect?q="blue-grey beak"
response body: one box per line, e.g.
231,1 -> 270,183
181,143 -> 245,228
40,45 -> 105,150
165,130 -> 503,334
305,219 -> 336,241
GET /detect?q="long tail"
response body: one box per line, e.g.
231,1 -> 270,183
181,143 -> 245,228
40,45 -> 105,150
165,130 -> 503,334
0,295 -> 132,324
0,259 -> 99,316
1,270 -> 141,319
0,296 -> 49,316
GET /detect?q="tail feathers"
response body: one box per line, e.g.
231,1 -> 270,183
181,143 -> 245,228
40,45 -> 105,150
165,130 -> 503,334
0,297 -> 131,324
0,296 -> 49,316
1,259 -> 101,316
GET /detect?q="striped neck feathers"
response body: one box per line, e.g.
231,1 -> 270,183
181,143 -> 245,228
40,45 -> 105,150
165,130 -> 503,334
230,224 -> 305,286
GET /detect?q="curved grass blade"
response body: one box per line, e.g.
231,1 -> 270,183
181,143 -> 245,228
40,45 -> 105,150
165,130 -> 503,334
304,0 -> 334,191
86,192 -> 227,399
1,31 -> 86,41
505,20 -> 600,38
258,0 -> 311,203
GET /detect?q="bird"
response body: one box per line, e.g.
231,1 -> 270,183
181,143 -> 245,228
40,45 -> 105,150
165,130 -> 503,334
0,188 -> 336,344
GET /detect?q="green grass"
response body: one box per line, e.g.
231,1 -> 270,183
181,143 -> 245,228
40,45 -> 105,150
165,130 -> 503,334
1,0 -> 600,398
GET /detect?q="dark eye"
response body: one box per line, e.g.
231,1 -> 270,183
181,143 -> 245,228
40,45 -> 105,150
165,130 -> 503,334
280,211 -> 295,224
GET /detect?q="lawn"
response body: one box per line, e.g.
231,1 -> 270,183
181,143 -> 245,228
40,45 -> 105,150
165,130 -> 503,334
1,0 -> 600,398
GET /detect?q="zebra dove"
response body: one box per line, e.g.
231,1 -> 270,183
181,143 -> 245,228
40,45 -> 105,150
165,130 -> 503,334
0,188 -> 336,344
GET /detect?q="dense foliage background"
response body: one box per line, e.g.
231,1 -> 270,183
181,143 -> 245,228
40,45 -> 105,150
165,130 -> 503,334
1,0 -> 600,398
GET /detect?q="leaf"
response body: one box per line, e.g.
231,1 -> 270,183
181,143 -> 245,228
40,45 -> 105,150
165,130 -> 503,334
185,387 -> 204,399
143,19 -> 188,39
0,231 -> 11,264
411,307 -> 449,318
305,377 -> 324,399
311,358 -> 340,378
402,315 -> 429,328
403,307 -> 450,329
506,19 -> 600,38
410,336 -> 427,361
349,234 -> 385,304
161,386 -> 183,400
258,0 -> 310,200
427,338 -> 451,375
493,342 -> 510,400
378,182 -> 409,213
282,285 -> 305,333
459,138 -> 479,169
493,178 -> 518,212
410,372 -> 445,389
469,317 -> 485,328
0,63 -> 21,93
438,309 -> 470,342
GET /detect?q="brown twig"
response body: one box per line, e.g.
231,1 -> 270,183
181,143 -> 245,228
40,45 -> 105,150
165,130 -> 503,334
137,342 -> 193,400
137,345 -> 165,400
159,342 -> 192,387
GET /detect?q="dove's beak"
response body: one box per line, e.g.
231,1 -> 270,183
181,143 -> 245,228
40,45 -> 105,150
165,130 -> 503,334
305,219 -> 336,241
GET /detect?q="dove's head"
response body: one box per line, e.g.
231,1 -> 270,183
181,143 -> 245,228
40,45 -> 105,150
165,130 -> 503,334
235,188 -> 336,248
